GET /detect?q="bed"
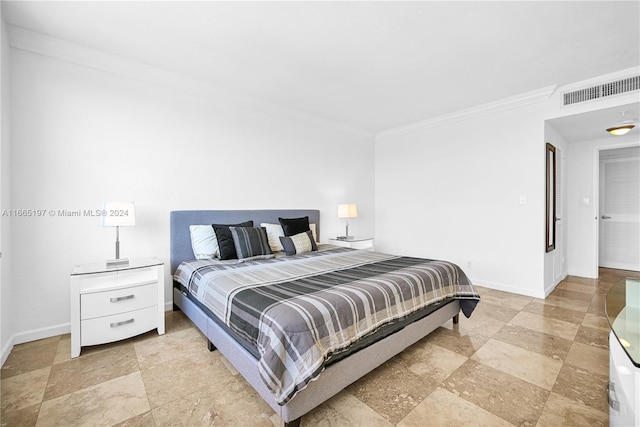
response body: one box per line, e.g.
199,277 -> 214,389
170,209 -> 479,426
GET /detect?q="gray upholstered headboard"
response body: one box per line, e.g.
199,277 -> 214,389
169,209 -> 320,273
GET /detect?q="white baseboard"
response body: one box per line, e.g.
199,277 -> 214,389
470,277 -> 546,299
1,338 -> 13,366
1,322 -> 70,366
2,304 -> 176,367
544,271 -> 569,298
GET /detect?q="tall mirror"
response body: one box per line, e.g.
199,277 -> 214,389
546,143 -> 556,252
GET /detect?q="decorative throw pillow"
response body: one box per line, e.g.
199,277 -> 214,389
229,226 -> 274,261
279,230 -> 318,256
189,225 -> 219,259
260,223 -> 285,252
278,216 -> 310,236
212,221 -> 253,260
261,222 -> 319,251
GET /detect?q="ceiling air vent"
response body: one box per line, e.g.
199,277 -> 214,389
563,75 -> 640,106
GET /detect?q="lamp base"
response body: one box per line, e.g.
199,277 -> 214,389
336,236 -> 355,241
106,258 -> 129,268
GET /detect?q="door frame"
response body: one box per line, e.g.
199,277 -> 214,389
592,141 -> 640,277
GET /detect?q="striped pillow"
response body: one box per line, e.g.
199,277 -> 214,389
279,230 -> 318,256
229,227 -> 275,261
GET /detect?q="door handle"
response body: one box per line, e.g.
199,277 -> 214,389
601,215 -> 612,219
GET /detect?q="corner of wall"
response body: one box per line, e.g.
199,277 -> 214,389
1,4 -> 13,366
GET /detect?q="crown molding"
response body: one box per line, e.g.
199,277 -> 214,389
376,85 -> 557,142
8,25 -> 172,86
7,25 -> 374,140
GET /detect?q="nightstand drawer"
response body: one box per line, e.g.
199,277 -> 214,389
81,283 -> 158,320
81,305 -> 158,346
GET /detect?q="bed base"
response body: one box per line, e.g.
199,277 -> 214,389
173,287 -> 460,426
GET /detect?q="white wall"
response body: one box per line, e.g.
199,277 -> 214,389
566,134 -> 640,278
0,6 -> 12,364
375,102 -> 548,297
6,44 -> 375,348
375,72 -> 640,298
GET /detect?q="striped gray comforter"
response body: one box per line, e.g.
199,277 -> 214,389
174,247 -> 479,405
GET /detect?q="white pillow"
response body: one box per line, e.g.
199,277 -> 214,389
261,223 -> 285,252
189,225 -> 219,259
261,222 -> 319,252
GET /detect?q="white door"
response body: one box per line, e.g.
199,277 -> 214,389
599,155 -> 640,271
554,148 -> 565,282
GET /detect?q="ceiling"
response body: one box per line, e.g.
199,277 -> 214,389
548,102 -> 640,143
2,1 -> 639,134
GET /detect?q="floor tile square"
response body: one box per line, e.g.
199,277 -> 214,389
536,392 -> 607,427
133,326 -> 207,370
44,342 -> 139,400
543,294 -> 590,312
565,341 -> 609,378
398,387 -> 513,427
424,324 -> 490,358
582,312 -> 611,331
492,323 -> 572,361
510,310 -> 580,341
574,325 -> 609,350
304,390 -> 394,427
1,337 -> 59,380
522,300 -> 585,324
150,376 -> 273,426
140,346 -> 230,408
1,367 -> 50,413
552,362 -> 609,413
471,339 -> 562,390
442,359 -> 549,426
37,371 -> 149,426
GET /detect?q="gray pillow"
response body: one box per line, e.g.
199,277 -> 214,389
212,220 -> 253,260
229,226 -> 274,261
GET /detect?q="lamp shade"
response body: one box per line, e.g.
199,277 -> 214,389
337,204 -> 358,218
100,201 -> 136,227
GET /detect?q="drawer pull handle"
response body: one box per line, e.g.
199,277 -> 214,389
110,295 -> 134,303
110,318 -> 134,328
607,382 -> 620,411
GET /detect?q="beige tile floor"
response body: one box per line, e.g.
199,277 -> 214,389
2,267 -> 639,426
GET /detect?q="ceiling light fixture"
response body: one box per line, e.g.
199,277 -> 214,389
606,124 -> 635,136
607,111 -> 636,136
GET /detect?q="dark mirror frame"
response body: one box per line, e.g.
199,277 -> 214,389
546,142 -> 556,252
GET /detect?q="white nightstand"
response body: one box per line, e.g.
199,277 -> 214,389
328,237 -> 374,250
70,257 -> 165,358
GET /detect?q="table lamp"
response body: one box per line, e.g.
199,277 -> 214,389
101,201 -> 136,267
337,203 -> 358,240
